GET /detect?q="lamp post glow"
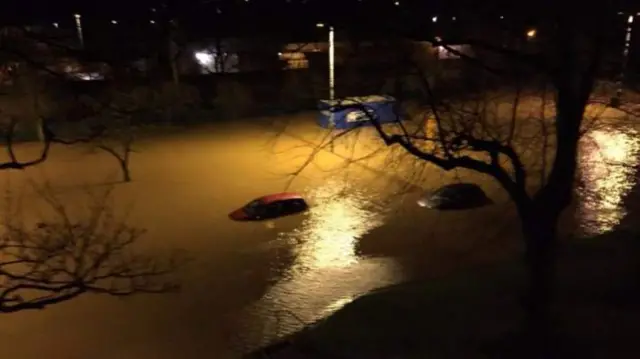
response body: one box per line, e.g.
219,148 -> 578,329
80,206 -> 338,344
74,13 -> 84,48
317,22 -> 336,131
620,16 -> 634,95
612,14 -> 635,107
329,26 -> 335,101
526,29 -> 536,39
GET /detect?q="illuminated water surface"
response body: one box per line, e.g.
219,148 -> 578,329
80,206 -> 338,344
239,178 -> 404,349
577,127 -> 640,235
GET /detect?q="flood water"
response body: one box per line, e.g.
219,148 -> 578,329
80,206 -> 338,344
0,113 -> 638,358
577,126 -> 640,235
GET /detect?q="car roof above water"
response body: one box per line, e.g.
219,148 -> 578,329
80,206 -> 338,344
260,192 -> 304,204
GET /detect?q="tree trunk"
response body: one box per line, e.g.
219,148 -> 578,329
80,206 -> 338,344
120,158 -> 131,182
521,212 -> 558,358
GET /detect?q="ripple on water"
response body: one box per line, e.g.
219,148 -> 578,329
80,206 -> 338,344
577,127 -> 640,235
235,179 -> 405,352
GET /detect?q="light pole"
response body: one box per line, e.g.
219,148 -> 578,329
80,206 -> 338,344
612,14 -> 635,108
74,13 -> 84,48
329,25 -> 335,101
317,23 -> 335,101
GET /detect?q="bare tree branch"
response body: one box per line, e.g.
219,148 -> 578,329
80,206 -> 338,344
0,183 -> 186,313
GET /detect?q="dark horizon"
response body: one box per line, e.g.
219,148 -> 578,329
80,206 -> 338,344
6,0 -> 640,29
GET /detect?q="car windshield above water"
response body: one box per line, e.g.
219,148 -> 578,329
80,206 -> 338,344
243,199 -> 264,216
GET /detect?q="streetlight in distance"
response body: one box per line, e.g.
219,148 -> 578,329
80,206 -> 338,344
329,25 -> 335,101
316,22 -> 335,101
73,13 -> 84,48
526,28 -> 536,39
611,14 -> 635,108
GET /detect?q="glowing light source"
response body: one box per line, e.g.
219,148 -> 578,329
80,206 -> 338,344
329,26 -> 335,101
316,22 -> 325,28
73,13 -> 84,48
526,29 -> 536,38
194,51 -> 213,65
432,16 -> 438,22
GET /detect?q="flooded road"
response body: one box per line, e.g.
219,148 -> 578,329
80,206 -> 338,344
577,125 -> 640,235
236,178 -> 405,350
0,112 -> 637,358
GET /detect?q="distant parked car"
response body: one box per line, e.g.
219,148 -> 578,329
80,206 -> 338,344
229,193 -> 309,221
417,183 -> 491,210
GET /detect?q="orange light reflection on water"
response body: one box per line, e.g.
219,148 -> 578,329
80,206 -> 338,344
578,128 -> 640,235
288,181 -> 384,271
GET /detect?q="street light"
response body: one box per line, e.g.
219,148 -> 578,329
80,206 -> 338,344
612,14 -> 635,108
329,25 -> 335,101
317,23 -> 335,100
73,13 -> 84,48
526,29 -> 536,39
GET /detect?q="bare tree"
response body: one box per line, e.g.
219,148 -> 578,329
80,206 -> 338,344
279,9 -> 632,357
86,83 -> 197,182
0,26 -> 106,170
0,184 -> 184,312
93,121 -> 136,183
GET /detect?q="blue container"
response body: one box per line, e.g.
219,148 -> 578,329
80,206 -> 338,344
317,95 -> 398,129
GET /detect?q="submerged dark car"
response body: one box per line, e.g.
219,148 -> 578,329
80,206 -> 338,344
229,192 -> 308,221
417,183 -> 491,210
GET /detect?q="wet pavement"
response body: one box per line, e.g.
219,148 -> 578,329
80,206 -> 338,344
0,111 -> 637,358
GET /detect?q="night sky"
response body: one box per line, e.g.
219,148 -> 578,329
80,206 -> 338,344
2,0 -> 639,37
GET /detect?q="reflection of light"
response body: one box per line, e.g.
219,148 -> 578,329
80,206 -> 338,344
322,296 -> 354,315
291,182 -> 383,269
244,179 -> 402,348
593,131 -> 628,162
578,128 -> 640,234
69,72 -> 103,81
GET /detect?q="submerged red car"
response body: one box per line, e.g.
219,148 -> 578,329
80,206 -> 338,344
229,192 -> 309,221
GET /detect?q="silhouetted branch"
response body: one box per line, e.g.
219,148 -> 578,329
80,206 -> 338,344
0,116 -> 104,170
0,184 -> 185,313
